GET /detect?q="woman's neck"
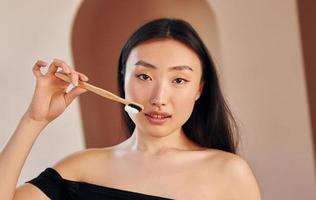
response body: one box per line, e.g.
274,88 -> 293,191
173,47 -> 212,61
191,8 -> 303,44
118,127 -> 202,156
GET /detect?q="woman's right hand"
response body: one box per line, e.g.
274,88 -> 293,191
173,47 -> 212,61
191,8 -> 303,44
24,58 -> 89,124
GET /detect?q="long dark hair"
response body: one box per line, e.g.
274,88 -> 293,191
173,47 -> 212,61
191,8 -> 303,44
118,18 -> 239,153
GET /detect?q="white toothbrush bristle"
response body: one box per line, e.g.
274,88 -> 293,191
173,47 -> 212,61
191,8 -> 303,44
124,105 -> 139,114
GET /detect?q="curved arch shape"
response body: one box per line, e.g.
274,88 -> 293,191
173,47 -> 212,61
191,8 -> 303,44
71,0 -> 220,148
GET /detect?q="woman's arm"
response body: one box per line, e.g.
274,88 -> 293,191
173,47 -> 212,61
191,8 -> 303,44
0,59 -> 88,200
0,115 -> 49,200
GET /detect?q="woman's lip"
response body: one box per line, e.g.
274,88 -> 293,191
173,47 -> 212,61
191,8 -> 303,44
145,112 -> 172,117
145,114 -> 171,125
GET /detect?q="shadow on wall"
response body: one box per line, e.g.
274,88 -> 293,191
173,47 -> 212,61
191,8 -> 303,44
71,0 -> 220,148
297,0 -> 316,168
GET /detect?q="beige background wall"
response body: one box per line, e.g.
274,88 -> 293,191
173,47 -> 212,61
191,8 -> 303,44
209,0 -> 316,199
0,0 -> 315,199
0,0 -> 85,186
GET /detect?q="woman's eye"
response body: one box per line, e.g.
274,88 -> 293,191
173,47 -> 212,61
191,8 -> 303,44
136,74 -> 151,81
173,78 -> 189,84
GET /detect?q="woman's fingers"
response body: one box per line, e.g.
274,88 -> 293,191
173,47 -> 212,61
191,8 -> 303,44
47,58 -> 71,75
64,72 -> 89,106
69,70 -> 79,86
64,87 -> 88,106
46,58 -> 80,86
69,71 -> 89,86
77,72 -> 89,82
32,60 -> 48,77
33,58 -> 89,87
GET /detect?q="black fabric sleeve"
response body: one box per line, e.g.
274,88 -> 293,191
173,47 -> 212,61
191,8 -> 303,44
26,168 -> 172,200
26,168 -> 68,199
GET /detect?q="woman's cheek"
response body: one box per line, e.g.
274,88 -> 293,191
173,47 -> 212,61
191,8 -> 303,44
176,94 -> 194,112
176,88 -> 198,117
125,78 -> 149,104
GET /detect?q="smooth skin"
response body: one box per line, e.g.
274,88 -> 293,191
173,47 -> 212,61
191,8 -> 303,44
1,40 -> 261,200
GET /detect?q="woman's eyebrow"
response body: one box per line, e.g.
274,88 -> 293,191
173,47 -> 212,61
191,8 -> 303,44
135,60 -> 194,72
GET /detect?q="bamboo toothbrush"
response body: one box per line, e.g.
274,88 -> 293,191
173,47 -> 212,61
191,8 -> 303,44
54,72 -> 144,113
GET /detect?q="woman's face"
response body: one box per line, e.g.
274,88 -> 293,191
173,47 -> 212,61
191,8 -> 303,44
124,39 -> 204,137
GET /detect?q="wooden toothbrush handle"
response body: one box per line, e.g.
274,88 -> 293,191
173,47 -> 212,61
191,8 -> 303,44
54,72 -> 141,107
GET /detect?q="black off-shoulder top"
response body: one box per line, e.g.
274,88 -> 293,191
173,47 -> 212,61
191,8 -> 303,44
26,168 -> 173,200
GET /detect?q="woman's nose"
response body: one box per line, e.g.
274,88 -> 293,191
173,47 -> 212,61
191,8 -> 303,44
150,83 -> 167,107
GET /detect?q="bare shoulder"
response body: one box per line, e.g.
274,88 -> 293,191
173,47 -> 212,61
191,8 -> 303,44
52,147 -> 114,181
203,149 -> 262,200
205,149 -> 253,173
14,147 -> 113,200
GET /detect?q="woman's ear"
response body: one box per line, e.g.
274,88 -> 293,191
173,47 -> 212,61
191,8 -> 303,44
195,80 -> 204,101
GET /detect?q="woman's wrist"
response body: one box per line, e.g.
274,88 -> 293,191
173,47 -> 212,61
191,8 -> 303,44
21,112 -> 50,128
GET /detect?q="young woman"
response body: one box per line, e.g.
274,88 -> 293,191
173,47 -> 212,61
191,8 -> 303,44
0,18 -> 261,199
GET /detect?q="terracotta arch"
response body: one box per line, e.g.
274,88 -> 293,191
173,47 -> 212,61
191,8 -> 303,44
71,0 -> 220,148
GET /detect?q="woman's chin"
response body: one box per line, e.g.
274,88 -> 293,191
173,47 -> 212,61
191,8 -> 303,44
143,126 -> 170,137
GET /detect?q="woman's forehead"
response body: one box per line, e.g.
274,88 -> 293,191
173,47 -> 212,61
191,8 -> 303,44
126,39 -> 201,71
